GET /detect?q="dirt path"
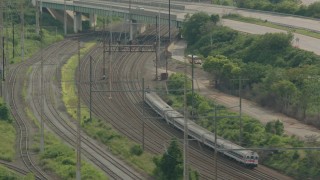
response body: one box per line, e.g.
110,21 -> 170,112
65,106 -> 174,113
168,40 -> 320,141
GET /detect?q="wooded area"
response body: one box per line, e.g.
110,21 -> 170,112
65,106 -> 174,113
176,12 -> 320,178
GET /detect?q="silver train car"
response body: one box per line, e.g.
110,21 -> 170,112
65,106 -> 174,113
145,92 -> 259,167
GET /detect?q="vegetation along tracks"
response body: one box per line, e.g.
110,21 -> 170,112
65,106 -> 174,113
0,160 -> 29,176
6,41 -> 72,179
75,25 -> 280,179
28,38 -> 143,179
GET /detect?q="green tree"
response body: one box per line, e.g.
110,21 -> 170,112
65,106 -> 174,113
274,120 -> 284,136
210,14 -> 220,25
271,80 -> 298,112
306,2 -> 320,18
243,33 -> 293,65
0,103 -> 10,122
167,73 -> 191,95
203,55 -> 240,87
182,12 -> 213,45
153,138 -> 183,180
240,62 -> 270,88
265,120 -> 284,136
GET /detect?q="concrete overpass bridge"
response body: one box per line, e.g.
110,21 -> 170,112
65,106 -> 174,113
36,0 -> 320,40
36,0 -> 182,39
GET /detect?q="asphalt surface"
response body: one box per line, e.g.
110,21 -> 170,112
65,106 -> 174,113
222,19 -> 320,55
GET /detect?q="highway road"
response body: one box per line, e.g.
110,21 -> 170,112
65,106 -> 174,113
179,3 -> 320,33
222,19 -> 320,55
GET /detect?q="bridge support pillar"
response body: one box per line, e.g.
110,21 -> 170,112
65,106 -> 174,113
138,24 -> 146,34
129,20 -> 133,41
89,13 -> 97,29
74,12 -> 82,33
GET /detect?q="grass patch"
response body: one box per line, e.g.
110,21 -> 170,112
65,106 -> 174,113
0,98 -> 15,162
223,14 -> 320,39
19,55 -> 106,179
6,27 -> 64,64
0,164 -> 35,180
61,42 -> 156,175
38,133 -> 107,180
0,121 -> 16,162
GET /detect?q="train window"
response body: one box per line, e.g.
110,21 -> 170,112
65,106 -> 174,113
251,156 -> 254,159
246,156 -> 249,159
255,157 -> 258,160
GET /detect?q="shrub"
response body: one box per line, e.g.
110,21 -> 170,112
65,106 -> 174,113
130,145 -> 143,156
0,104 -> 10,121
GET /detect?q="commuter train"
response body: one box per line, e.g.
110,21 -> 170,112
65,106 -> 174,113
145,92 -> 259,167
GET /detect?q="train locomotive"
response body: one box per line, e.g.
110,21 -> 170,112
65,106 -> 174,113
145,92 -> 259,168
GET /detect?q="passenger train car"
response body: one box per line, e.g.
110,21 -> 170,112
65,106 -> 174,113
145,92 -> 259,167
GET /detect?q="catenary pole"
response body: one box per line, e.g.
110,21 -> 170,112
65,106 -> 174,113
76,39 -> 81,180
103,18 -> 106,78
168,0 -> 171,42
64,0 -> 67,35
20,0 -> 25,62
214,106 -> 218,180
109,18 -> 112,99
183,52 -> 189,180
142,78 -> 145,150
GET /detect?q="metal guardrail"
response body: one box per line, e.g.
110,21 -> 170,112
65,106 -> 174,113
91,0 -> 186,10
270,21 -> 320,34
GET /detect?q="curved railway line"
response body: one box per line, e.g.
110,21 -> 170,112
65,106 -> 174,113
28,39 -> 145,179
6,41 -> 73,179
8,37 -> 145,179
78,25 -> 289,179
0,160 -> 30,176
5,24 -> 291,179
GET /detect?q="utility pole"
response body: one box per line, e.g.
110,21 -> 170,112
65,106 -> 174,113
129,0 -> 132,41
102,18 -> 106,78
0,0 -> 3,36
108,18 -> 112,99
191,55 -> 194,121
64,0 -> 67,35
0,0 -> 3,98
2,36 -> 4,85
40,34 -> 44,153
232,76 -> 247,146
0,0 -> 3,78
39,3 -> 45,152
20,0 -> 25,61
239,77 -> 243,146
36,0 -> 40,35
76,39 -> 81,180
214,106 -> 218,180
168,0 -> 171,42
183,54 -> 189,180
155,16 -> 158,80
12,23 -> 14,58
89,56 -> 92,122
5,6 -> 8,77
158,11 -> 160,58
142,78 -> 145,150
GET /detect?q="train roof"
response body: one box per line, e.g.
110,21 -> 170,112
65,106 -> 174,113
146,92 -> 258,157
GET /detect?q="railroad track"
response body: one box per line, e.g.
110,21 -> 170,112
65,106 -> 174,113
0,160 -> 29,176
26,38 -> 145,179
6,41 -> 73,180
78,24 -> 289,179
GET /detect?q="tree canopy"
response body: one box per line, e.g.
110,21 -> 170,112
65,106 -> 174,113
182,12 -> 220,45
153,138 -> 183,180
